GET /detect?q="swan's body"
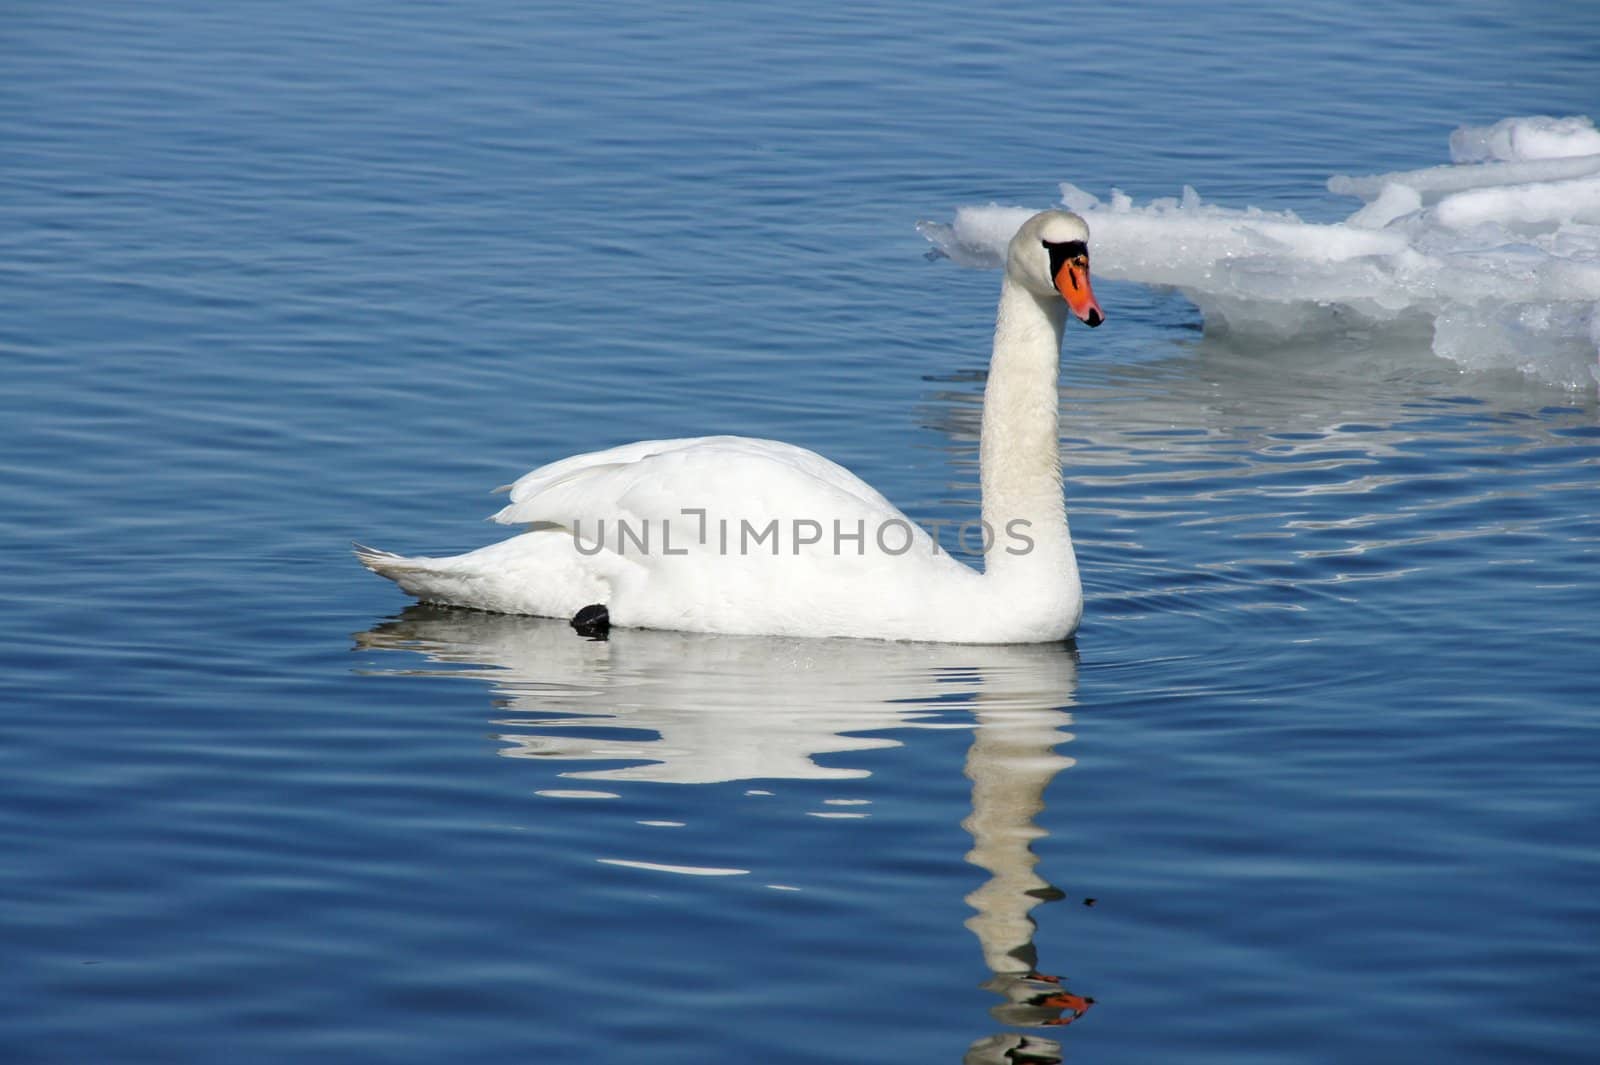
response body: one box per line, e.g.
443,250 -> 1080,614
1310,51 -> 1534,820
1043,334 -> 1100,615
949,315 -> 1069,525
359,210 -> 1104,643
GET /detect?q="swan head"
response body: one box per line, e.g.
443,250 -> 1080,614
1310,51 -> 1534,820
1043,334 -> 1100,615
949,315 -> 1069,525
1007,210 -> 1104,328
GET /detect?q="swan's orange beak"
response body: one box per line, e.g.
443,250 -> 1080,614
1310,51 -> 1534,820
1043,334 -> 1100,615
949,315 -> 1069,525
1055,257 -> 1104,328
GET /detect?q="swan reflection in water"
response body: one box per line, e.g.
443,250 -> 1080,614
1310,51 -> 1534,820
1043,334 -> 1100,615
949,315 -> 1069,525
355,606 -> 1094,1059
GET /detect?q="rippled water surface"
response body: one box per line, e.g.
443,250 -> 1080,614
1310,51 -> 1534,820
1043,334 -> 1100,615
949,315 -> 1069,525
4,3 -> 1599,1063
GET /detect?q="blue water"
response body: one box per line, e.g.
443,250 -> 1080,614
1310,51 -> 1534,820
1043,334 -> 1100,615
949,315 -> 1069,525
4,2 -> 1599,1062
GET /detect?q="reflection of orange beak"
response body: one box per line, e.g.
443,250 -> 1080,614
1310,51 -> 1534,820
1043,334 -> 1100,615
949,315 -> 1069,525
1055,260 -> 1104,327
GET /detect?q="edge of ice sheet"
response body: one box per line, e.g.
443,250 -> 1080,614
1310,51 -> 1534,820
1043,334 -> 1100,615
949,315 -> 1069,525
919,116 -> 1600,389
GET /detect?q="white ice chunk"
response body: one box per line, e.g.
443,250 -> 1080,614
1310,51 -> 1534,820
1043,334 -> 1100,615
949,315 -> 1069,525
1433,302 -> 1600,387
1058,181 -> 1101,214
1449,115 -> 1600,163
1434,175 -> 1600,231
922,116 -> 1600,389
1328,154 -> 1600,203
1346,183 -> 1423,230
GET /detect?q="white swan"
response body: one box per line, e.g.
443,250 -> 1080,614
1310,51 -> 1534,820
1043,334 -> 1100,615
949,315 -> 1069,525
357,209 -> 1104,643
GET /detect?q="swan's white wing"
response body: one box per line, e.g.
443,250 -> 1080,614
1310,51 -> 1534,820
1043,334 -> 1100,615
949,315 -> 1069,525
492,436 -> 925,549
489,436 -> 974,636
496,436 -> 901,522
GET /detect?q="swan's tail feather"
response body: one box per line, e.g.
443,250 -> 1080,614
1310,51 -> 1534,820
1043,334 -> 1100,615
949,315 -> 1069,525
353,542 -> 470,605
354,536 -> 601,617
353,542 -> 425,576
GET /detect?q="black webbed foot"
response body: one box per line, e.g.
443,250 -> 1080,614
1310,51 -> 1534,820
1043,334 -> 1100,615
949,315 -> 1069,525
571,604 -> 610,640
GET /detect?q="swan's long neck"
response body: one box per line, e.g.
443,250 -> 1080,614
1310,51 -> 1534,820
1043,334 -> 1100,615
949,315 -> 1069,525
978,276 -> 1079,603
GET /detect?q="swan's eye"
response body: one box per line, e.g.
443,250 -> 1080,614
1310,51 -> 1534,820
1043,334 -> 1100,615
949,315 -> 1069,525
1043,240 -> 1088,284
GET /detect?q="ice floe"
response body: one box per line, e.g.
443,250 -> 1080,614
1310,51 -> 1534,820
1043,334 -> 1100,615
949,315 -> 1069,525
919,116 -> 1600,389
